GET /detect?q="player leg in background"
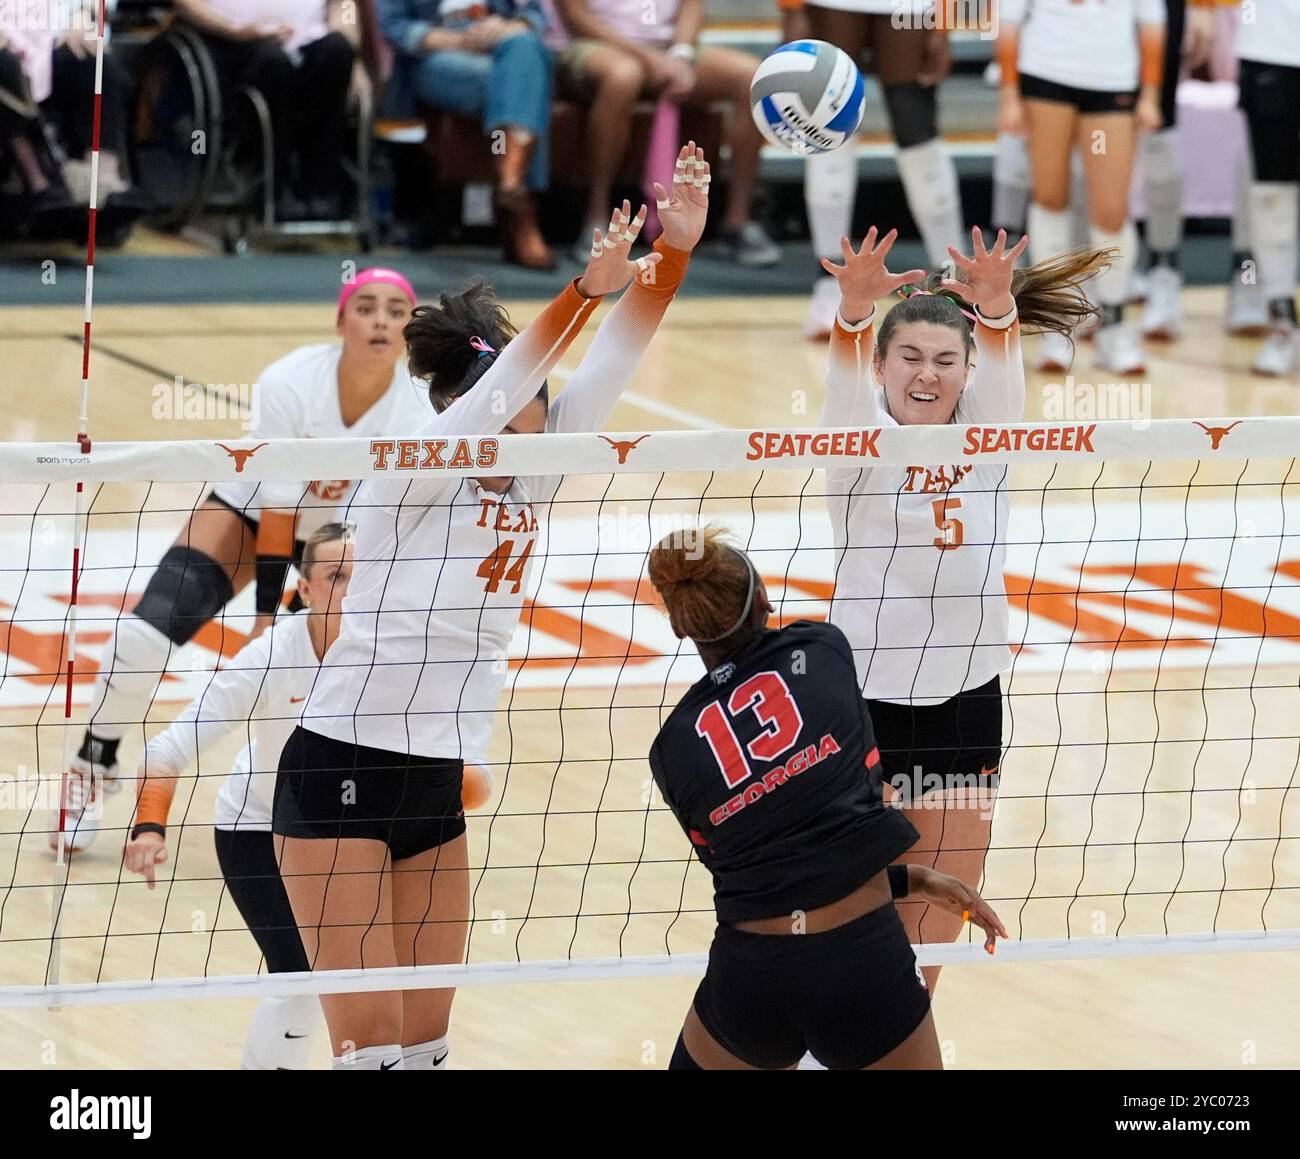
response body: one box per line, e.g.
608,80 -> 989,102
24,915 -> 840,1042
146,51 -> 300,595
57,501 -> 259,853
391,835 -> 470,1070
991,131 -> 1030,246
1238,58 -> 1300,376
800,5 -> 869,339
1227,152 -> 1268,335
1077,108 -> 1145,374
276,834 -> 406,1070
1022,94 -> 1079,371
688,46 -> 781,268
1139,0 -> 1186,340
874,15 -> 964,272
213,827 -> 322,1069
894,788 -> 994,995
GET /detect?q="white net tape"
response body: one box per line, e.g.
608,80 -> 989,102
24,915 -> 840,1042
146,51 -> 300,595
1,417 -> 1298,1006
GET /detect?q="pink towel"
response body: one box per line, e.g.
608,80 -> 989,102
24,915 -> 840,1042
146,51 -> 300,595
642,98 -> 680,241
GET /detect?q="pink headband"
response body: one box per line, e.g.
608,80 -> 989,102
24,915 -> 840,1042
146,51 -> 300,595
338,268 -> 416,316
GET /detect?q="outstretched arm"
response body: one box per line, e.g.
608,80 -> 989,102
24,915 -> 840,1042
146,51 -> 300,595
548,144 -> 710,434
125,626 -> 279,887
818,228 -> 925,427
943,227 -> 1027,422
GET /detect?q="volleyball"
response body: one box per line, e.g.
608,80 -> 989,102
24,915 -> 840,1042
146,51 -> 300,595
749,39 -> 866,155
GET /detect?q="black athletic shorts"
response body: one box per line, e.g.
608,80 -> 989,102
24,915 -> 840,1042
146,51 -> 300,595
213,826 -> 309,973
274,726 -> 466,858
1020,73 -> 1138,116
867,675 -> 1003,805
1161,0 -> 1185,131
206,489 -> 260,536
1239,58 -> 1300,183
693,901 -> 930,1069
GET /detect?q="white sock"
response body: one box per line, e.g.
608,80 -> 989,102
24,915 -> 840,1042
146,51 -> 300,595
805,144 -> 857,262
896,139 -> 964,267
332,1043 -> 404,1071
1091,221 -> 1138,312
1249,182 -> 1300,309
1027,202 -> 1072,266
241,995 -> 322,1070
403,1035 -> 450,1070
992,131 -> 1031,234
1141,128 -> 1183,257
85,614 -> 174,745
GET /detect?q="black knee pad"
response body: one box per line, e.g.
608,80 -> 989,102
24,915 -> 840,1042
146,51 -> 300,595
133,545 -> 234,646
668,1033 -> 703,1070
882,82 -> 939,150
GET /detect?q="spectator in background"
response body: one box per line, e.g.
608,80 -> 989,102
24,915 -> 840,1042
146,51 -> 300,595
547,0 -> 779,266
0,0 -> 135,211
379,0 -> 556,270
172,0 -> 356,220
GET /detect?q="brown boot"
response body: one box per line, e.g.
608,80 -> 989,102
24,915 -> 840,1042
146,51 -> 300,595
495,186 -> 555,271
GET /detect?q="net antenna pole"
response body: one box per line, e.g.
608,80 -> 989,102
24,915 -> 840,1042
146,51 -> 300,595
48,0 -> 107,999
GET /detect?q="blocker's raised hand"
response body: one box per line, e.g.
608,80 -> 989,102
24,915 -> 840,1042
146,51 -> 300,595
820,227 -> 927,326
654,142 -> 711,252
577,199 -> 661,298
941,226 -> 1028,318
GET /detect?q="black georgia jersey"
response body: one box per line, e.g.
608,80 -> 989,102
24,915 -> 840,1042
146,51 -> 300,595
648,620 -> 918,923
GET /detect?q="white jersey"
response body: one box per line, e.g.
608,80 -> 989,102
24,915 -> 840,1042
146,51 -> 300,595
1236,0 -> 1300,68
143,612 -> 319,831
304,249 -> 690,759
210,342 -> 431,539
803,1 -> 930,14
1003,0 -> 1166,92
822,305 -> 1024,705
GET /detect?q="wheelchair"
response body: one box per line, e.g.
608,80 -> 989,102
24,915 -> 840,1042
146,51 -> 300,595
127,17 -> 375,252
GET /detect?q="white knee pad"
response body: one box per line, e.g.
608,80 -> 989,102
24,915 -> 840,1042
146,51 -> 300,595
992,132 -> 1031,232
86,614 -> 175,743
1090,221 -> 1138,308
897,139 -> 964,266
241,995 -> 322,1070
1140,128 -> 1183,254
1249,182 -> 1300,302
805,145 -> 858,260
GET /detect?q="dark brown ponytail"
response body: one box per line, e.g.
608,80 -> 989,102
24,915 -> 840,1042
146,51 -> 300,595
404,279 -> 537,411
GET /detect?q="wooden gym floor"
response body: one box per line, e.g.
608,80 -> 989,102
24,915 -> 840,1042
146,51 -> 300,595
1,288 -> 1298,1068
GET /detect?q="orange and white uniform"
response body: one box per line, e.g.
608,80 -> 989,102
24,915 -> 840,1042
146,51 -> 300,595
822,306 -> 1024,705
303,243 -> 691,760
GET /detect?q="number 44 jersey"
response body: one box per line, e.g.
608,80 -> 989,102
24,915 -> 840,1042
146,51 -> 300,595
648,620 -> 919,924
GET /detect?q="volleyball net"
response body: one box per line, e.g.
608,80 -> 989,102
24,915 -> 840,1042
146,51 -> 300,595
1,416 -> 1299,1007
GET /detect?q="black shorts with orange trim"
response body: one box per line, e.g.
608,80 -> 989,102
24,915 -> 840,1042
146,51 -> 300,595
1020,73 -> 1138,116
867,675 -> 1003,806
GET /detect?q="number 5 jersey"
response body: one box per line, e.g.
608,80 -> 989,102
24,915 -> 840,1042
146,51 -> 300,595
822,305 -> 1024,706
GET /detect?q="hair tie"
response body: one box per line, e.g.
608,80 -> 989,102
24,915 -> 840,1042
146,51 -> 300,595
469,336 -> 495,358
898,285 -> 978,325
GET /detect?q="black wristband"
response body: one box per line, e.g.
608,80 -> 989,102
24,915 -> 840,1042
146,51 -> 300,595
131,822 -> 166,841
255,553 -> 293,615
887,864 -> 909,899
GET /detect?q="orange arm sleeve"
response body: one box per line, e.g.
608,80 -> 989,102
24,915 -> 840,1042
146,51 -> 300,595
134,774 -> 178,831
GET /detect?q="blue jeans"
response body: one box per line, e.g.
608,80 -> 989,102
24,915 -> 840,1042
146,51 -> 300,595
412,32 -> 552,191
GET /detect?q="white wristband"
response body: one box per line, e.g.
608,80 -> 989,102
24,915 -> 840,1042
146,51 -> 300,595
836,306 -> 876,333
667,42 -> 697,63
